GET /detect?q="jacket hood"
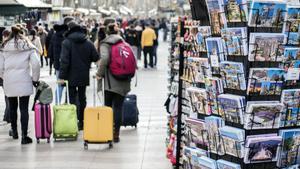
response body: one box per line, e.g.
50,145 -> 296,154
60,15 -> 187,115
66,31 -> 87,43
102,34 -> 123,45
1,39 -> 35,52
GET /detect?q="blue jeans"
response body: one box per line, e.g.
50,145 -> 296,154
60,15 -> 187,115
55,70 -> 64,104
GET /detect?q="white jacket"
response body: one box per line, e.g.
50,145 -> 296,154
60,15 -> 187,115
0,39 -> 40,97
29,36 -> 43,55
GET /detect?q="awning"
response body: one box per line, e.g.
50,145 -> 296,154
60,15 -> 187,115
120,5 -> 133,16
0,0 -> 20,5
52,7 -> 74,14
109,8 -> 119,16
120,8 -> 129,16
0,0 -> 26,16
76,8 -> 89,15
16,0 -> 52,9
98,7 -> 111,16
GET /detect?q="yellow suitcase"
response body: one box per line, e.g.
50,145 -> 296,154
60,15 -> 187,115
83,78 -> 113,149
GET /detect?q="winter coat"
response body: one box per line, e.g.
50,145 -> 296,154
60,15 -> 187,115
0,39 -> 40,97
59,30 -> 99,87
29,36 -> 43,55
97,34 -> 131,96
48,30 -> 66,70
125,28 -> 138,47
38,31 -> 47,48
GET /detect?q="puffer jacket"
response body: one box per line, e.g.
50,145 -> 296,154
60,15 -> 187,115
97,34 -> 131,96
0,39 -> 40,97
59,29 -> 99,87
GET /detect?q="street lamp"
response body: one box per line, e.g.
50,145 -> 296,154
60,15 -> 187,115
75,0 -> 79,9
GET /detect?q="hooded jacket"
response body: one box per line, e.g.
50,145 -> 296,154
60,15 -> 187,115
0,39 -> 40,97
59,29 -> 99,86
97,34 -> 131,96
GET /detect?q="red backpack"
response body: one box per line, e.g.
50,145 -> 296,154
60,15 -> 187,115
109,41 -> 136,80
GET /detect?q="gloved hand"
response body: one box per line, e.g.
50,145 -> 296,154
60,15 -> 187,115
32,81 -> 40,88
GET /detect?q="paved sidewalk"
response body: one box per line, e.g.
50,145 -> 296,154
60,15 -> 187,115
0,40 -> 171,169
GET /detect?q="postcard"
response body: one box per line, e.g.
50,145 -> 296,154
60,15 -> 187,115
187,87 -> 210,115
248,0 -> 286,28
281,89 -> 300,127
220,61 -> 246,90
205,116 -> 225,155
248,33 -> 286,62
187,57 -> 211,83
244,102 -> 283,129
221,27 -> 248,56
217,159 -> 241,169
278,129 -> 300,167
284,6 -> 300,46
247,68 -> 285,95
206,37 -> 225,71
196,26 -> 212,52
205,77 -> 224,115
186,118 -> 209,146
283,165 -> 300,169
206,0 -> 227,34
219,126 -> 245,157
183,146 -> 209,168
286,32 -> 300,45
218,94 -> 245,124
220,0 -> 248,23
244,135 -> 282,163
197,156 -> 218,169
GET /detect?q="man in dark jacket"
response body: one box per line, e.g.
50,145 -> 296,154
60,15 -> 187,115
125,24 -> 138,60
59,21 -> 100,130
48,24 -> 68,104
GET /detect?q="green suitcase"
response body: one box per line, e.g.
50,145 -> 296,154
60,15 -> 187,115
53,81 -> 78,140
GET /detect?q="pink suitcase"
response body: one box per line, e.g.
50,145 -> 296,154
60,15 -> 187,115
34,103 -> 52,143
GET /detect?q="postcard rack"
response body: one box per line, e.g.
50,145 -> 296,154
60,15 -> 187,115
167,0 -> 300,169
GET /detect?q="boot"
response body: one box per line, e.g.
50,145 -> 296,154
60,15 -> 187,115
21,135 -> 32,145
78,121 -> 83,131
9,129 -> 18,139
113,129 -> 120,143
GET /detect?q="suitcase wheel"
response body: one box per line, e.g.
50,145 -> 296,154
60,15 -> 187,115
47,138 -> 50,143
84,142 -> 88,150
134,125 -> 137,128
109,142 -> 113,148
37,139 -> 40,144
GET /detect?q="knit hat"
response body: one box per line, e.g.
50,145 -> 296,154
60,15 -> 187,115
67,21 -> 81,30
63,16 -> 75,25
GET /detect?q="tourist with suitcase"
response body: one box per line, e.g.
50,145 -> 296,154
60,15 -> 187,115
58,21 -> 99,131
0,26 -> 41,144
96,19 -> 136,143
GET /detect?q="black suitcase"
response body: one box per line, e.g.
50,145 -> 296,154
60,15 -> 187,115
122,94 -> 139,128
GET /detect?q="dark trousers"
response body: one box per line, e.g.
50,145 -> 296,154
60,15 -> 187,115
137,46 -> 142,60
3,95 -> 10,123
104,91 -> 125,132
153,45 -> 158,66
143,46 -> 154,68
40,54 -> 48,67
69,86 -> 87,123
8,96 -> 30,136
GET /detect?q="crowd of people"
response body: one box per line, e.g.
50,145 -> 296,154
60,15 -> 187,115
0,16 -> 169,145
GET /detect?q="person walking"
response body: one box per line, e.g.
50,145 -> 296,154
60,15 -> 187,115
38,26 -> 48,67
29,29 -> 43,55
135,23 -> 143,60
0,26 -> 40,144
48,23 -> 68,104
1,29 -> 10,123
58,21 -> 99,131
125,24 -> 139,60
151,21 -> 159,67
141,23 -> 157,69
96,20 -> 134,143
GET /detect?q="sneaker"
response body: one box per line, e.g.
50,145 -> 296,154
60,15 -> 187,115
113,131 -> 120,143
21,136 -> 33,144
9,129 -> 18,139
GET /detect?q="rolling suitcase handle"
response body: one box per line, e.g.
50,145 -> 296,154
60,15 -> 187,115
92,76 -> 105,107
56,80 -> 70,105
